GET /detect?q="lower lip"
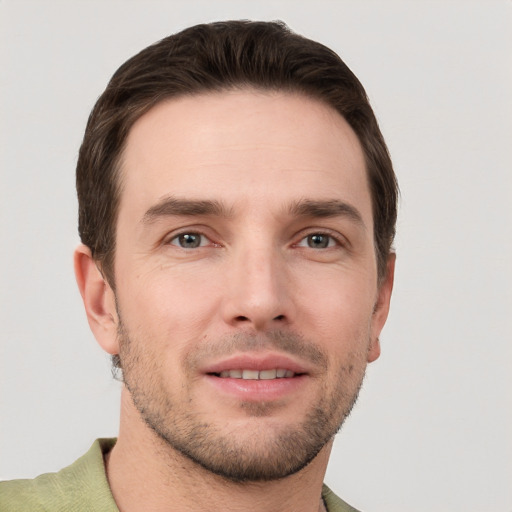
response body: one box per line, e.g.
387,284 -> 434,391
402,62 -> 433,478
204,374 -> 308,401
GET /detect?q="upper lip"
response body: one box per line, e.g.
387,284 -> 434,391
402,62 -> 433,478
201,352 -> 311,375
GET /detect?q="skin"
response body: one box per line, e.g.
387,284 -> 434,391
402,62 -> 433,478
75,89 -> 395,512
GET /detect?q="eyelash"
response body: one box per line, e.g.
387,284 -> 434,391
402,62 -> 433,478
166,230 -> 345,250
167,231 -> 215,249
295,232 -> 340,249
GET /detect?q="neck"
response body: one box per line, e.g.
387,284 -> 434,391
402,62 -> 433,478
106,389 -> 332,512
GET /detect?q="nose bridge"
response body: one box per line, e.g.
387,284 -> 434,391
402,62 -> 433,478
224,234 -> 289,329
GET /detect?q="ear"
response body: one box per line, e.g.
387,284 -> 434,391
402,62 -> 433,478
74,244 -> 119,356
367,253 -> 396,363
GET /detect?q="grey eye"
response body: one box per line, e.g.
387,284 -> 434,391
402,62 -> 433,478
306,234 -> 332,249
173,233 -> 203,248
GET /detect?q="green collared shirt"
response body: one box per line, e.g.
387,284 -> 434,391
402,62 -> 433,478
0,439 -> 360,512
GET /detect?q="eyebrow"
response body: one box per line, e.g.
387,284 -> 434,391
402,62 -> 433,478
288,199 -> 365,227
142,196 -> 365,228
142,197 -> 232,224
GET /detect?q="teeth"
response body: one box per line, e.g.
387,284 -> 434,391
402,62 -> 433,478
242,369 -> 259,380
218,369 -> 295,380
259,369 -> 277,380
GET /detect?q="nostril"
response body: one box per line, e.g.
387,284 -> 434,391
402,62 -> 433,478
232,314 -> 285,325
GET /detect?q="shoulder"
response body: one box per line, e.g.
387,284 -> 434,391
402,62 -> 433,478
322,484 -> 362,512
0,438 -> 118,512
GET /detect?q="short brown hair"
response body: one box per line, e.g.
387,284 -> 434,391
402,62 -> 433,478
77,20 -> 398,286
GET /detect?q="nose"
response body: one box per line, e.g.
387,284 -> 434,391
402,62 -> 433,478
221,243 -> 293,331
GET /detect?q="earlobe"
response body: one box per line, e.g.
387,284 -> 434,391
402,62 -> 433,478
74,244 -> 119,356
368,253 -> 396,363
367,337 -> 381,363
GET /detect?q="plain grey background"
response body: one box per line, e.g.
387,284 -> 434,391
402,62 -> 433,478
1,1 -> 511,511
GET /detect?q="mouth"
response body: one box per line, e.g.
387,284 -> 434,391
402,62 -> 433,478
212,369 -> 298,380
203,353 -> 310,379
201,354 -> 310,401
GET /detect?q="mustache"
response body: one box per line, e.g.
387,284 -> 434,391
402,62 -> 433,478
185,330 -> 328,371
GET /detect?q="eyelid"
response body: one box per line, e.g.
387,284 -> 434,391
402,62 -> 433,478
293,228 -> 349,249
163,226 -> 219,248
168,232 -> 208,248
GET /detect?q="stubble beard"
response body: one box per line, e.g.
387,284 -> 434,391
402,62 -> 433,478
117,322 -> 368,483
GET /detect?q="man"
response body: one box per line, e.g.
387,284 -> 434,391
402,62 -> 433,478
0,20 -> 397,512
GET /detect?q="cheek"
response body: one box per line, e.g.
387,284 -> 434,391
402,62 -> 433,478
117,263 -> 224,347
294,272 -> 376,378
296,267 -> 376,331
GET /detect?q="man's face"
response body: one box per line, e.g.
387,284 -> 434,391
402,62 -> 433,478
111,90 -> 393,481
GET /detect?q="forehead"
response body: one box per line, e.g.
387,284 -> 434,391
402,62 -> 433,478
118,89 -> 371,223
